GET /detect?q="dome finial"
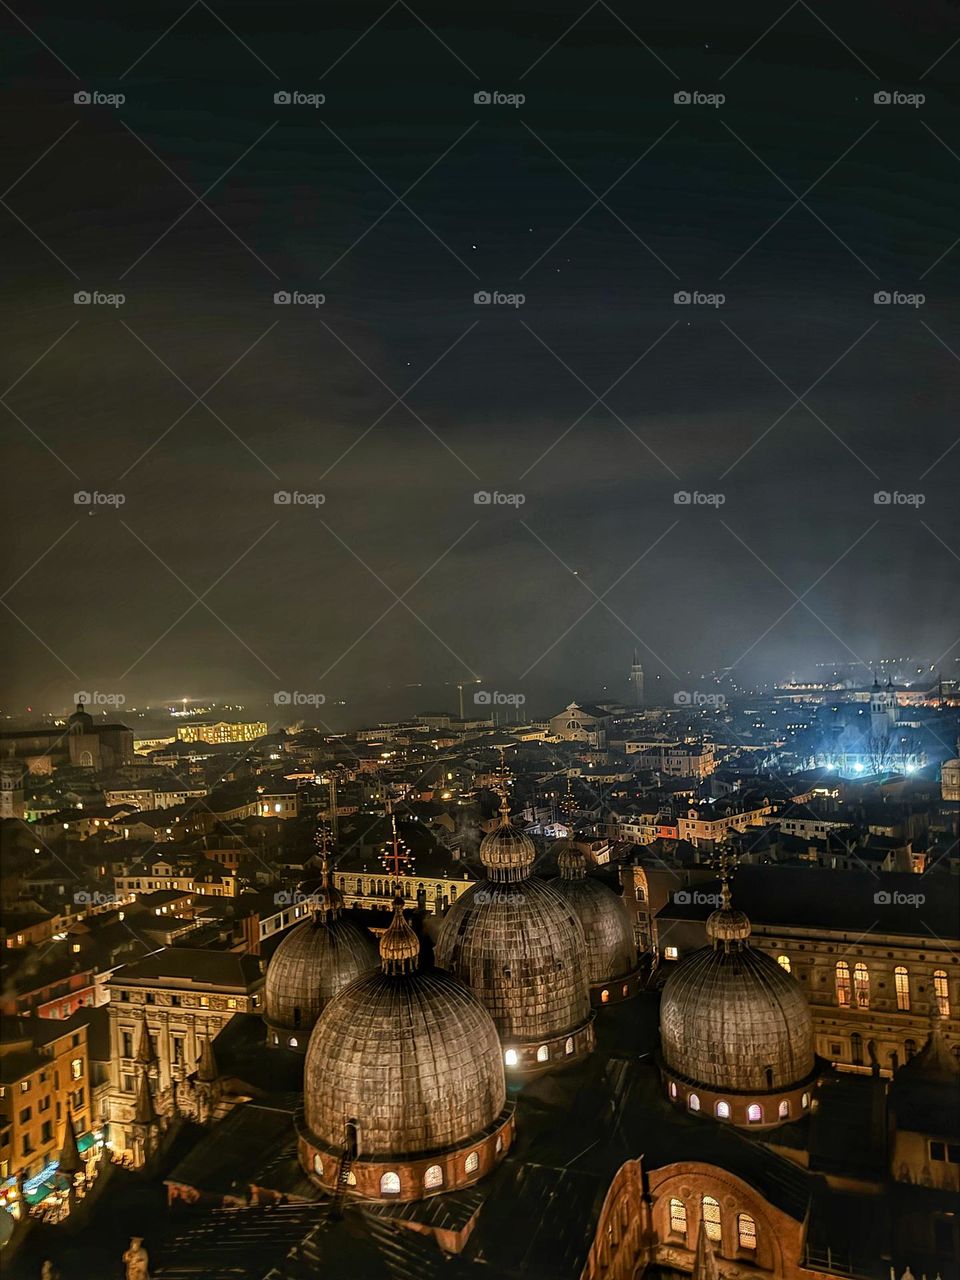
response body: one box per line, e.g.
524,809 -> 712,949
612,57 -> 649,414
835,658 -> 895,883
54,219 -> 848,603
380,892 -> 419,974
312,822 -> 342,921
706,844 -> 750,947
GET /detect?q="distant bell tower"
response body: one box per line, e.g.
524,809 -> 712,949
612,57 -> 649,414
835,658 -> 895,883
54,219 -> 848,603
869,673 -> 889,741
630,650 -> 644,709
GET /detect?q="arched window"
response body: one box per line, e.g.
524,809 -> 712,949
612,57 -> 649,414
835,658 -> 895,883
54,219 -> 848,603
313,1153 -> 322,1175
346,1170 -> 356,1186
689,1093 -> 700,1112
801,1092 -> 810,1109
778,1100 -> 790,1120
622,983 -> 629,997
895,966 -> 910,1011
853,962 -> 870,1009
338,876 -> 345,889
738,1213 -> 757,1250
747,1103 -> 763,1124
669,1198 -> 687,1236
424,1165 -> 443,1189
701,1196 -> 721,1243
716,1100 -> 730,1119
495,1134 -> 503,1153
777,954 -> 791,972
380,1172 -> 400,1194
601,989 -> 610,1003
450,885 -> 457,900
851,1032 -> 863,1065
355,878 -> 363,895
288,1036 -> 298,1048
504,1049 -> 518,1067
465,1151 -> 479,1174
934,970 -> 950,1016
835,961 -> 851,1007
565,1037 -> 574,1055
669,1082 -> 677,1099
536,1044 -> 549,1062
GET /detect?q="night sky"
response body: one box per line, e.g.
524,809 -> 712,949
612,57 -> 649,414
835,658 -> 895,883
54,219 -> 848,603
3,0 -> 959,724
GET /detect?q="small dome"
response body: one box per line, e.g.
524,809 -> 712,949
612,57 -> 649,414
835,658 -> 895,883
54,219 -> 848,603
69,702 -> 93,733
479,802 -> 536,882
435,877 -> 590,1043
553,873 -> 637,986
556,842 -> 588,879
303,913 -> 505,1159
264,913 -> 379,1042
660,941 -> 814,1093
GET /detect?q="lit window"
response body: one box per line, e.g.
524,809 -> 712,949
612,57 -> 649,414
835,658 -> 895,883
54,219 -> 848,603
688,1094 -> 700,1112
346,1171 -> 356,1186
536,1045 -> 549,1063
747,1103 -> 762,1124
564,1037 -> 574,1055
465,1151 -> 479,1174
894,966 -> 910,1011
934,970 -> 950,1017
601,989 -> 610,1003
313,1154 -> 322,1175
664,946 -> 678,960
622,983 -> 628,996
777,955 -> 791,973
424,1164 -> 443,1189
669,1197 -> 687,1236
702,1196 -> 721,1243
778,1100 -> 789,1120
716,1100 -> 730,1119
71,1059 -> 83,1080
853,962 -> 870,1009
669,1082 -> 677,1099
504,1049 -> 518,1067
738,1213 -> 757,1250
380,1172 -> 400,1194
835,961 -> 851,1007
288,1037 -> 298,1048
801,1092 -> 810,1109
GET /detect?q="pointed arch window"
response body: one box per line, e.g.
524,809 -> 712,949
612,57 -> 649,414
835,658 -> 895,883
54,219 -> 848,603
934,970 -> 950,1016
835,960 -> 851,1007
701,1196 -> 721,1243
669,1198 -> 687,1236
895,966 -> 910,1011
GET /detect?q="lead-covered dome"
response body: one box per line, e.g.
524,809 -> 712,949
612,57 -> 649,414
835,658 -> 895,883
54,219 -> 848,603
552,845 -> 638,995
660,883 -> 814,1100
300,893 -> 514,1201
264,884 -> 378,1049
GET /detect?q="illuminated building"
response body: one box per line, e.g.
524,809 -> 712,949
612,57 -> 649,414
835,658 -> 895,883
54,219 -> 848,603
175,720 -> 267,744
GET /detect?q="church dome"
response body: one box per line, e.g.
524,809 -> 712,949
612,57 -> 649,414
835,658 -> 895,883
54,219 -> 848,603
477,798 -> 537,882
659,882 -> 815,1108
552,849 -> 638,990
264,892 -> 378,1049
300,895 -> 513,1200
68,702 -> 93,733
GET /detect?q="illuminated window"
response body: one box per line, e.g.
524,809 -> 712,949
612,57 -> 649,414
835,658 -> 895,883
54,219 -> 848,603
669,1198 -> 687,1236
835,961 -> 851,1007
465,1151 -> 479,1174
346,1170 -> 356,1186
853,962 -> 870,1009
312,1154 -> 322,1175
504,1049 -> 518,1067
424,1165 -> 443,1189
688,1094 -> 700,1112
738,1213 -> 757,1250
664,947 -> 678,960
622,983 -> 629,996
777,955 -> 791,973
934,970 -> 950,1016
801,1092 -> 810,1109
778,1100 -> 789,1120
895,966 -> 910,1011
716,1100 -> 730,1119
536,1045 -> 549,1062
70,1059 -> 82,1080
669,1082 -> 677,1099
601,989 -> 610,1003
747,1103 -> 763,1124
565,1037 -> 574,1055
288,1037 -> 298,1048
702,1196 -> 721,1243
380,1172 -> 400,1194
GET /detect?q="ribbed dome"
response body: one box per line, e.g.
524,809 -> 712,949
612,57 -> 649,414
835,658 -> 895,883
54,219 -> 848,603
553,872 -> 638,986
435,877 -> 590,1042
479,803 -> 537,882
660,942 -> 814,1092
264,913 -> 379,1040
303,959 -> 505,1159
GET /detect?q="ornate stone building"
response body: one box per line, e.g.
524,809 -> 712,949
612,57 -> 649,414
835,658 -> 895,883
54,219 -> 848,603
552,844 -> 641,1005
